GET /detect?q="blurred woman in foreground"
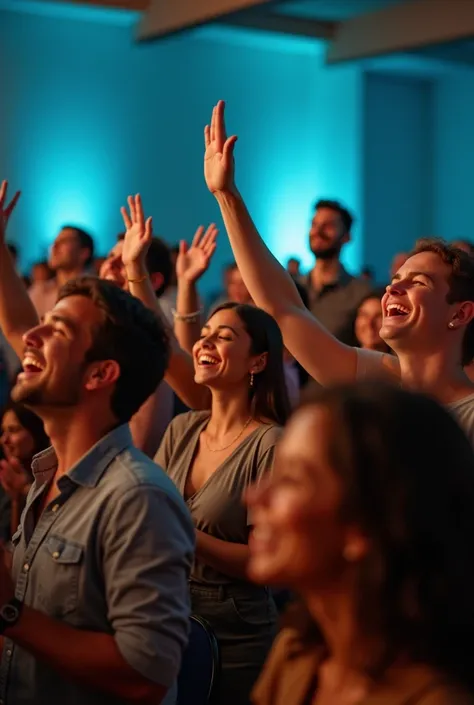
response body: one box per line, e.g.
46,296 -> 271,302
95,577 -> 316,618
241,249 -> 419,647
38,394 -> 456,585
248,382 -> 474,705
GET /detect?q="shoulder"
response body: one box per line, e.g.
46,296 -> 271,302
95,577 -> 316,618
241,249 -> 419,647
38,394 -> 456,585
355,347 -> 400,382
417,684 -> 474,705
252,628 -> 320,705
166,410 -> 210,438
105,447 -> 189,516
255,424 -> 283,451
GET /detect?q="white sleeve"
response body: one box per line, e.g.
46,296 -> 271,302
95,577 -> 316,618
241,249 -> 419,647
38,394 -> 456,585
355,348 -> 387,380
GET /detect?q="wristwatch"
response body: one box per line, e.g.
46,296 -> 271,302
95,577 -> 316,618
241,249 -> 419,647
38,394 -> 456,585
0,598 -> 23,635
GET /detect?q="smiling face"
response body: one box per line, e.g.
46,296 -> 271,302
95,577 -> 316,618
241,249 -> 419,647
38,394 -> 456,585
12,295 -> 104,409
100,240 -> 127,291
309,207 -> 349,259
247,405 -> 364,590
1,410 -> 36,462
355,297 -> 385,352
49,228 -> 87,272
380,251 -> 460,352
193,307 -> 265,389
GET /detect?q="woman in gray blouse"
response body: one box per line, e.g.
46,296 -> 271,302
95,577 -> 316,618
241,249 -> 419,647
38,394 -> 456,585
155,300 -> 290,705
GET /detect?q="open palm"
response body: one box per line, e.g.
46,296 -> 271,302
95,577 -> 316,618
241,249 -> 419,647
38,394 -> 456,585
204,101 -> 238,194
120,194 -> 152,267
176,224 -> 218,283
0,180 -> 20,244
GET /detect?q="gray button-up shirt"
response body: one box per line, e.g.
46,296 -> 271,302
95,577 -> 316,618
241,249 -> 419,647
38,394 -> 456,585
0,424 -> 195,705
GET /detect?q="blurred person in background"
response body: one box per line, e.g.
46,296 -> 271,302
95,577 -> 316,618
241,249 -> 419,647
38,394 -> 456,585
0,401 -> 49,542
354,289 -> 391,354
29,225 -> 94,318
249,382 -> 474,705
286,257 -> 302,284
30,261 -> 54,285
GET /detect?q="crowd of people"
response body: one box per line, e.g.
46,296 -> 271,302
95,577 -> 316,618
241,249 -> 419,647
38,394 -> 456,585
1,99 -> 474,705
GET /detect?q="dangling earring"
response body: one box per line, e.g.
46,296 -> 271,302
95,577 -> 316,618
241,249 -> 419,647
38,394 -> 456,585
250,372 -> 254,387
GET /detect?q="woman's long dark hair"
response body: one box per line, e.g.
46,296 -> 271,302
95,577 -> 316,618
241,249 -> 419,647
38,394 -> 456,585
287,381 -> 474,690
211,302 -> 291,426
2,400 -> 50,457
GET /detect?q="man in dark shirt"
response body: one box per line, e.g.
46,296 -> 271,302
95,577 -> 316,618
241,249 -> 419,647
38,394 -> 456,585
304,199 -> 372,345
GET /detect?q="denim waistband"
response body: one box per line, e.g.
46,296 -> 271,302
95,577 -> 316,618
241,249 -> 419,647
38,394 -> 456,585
189,581 -> 270,602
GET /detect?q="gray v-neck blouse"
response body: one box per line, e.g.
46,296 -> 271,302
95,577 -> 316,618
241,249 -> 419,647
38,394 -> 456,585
155,411 -> 282,585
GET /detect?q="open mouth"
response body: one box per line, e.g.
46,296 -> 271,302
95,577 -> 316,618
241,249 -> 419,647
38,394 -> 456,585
21,354 -> 45,376
386,303 -> 410,319
197,354 -> 220,368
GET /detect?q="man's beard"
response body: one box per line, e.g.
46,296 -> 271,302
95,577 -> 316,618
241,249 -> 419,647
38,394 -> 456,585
11,374 -> 82,409
310,243 -> 342,260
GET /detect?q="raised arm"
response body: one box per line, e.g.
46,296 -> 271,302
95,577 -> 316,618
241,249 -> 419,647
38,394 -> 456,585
120,195 -> 210,410
174,224 -> 217,354
203,103 -> 359,386
0,182 -> 39,358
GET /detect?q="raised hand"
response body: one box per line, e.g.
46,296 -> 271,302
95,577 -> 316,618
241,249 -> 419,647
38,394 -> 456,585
176,224 -> 218,283
120,194 -> 152,268
0,181 -> 21,244
204,101 -> 238,194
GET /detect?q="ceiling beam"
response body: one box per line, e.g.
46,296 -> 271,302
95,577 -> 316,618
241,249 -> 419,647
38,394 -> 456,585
327,0 -> 474,65
223,10 -> 335,41
137,0 -> 280,41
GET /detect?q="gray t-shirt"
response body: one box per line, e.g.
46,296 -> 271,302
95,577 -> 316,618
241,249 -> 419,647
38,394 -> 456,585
356,348 -> 474,446
155,411 -> 282,586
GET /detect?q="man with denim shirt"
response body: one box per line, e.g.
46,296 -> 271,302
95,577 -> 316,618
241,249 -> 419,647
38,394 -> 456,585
0,182 -> 194,705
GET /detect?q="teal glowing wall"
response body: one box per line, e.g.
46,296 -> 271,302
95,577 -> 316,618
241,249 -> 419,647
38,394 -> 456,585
0,5 -> 364,291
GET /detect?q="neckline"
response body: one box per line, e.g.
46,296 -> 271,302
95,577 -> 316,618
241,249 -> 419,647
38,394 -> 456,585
182,416 -> 269,502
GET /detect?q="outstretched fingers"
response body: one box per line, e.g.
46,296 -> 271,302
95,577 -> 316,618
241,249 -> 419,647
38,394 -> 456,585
191,225 -> 205,248
120,206 -> 132,230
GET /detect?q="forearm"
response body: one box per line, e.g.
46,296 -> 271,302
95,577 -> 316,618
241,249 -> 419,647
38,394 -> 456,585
214,188 -> 305,317
0,244 -> 38,357
130,382 -> 173,458
174,278 -> 202,355
126,261 -> 210,410
6,606 -> 164,702
195,530 -> 249,580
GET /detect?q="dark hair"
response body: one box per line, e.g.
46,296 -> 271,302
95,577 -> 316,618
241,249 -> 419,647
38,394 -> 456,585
357,288 -> 385,311
57,276 -> 169,424
225,261 -> 238,274
410,238 -> 474,365
117,235 -> 172,297
7,243 -> 18,260
315,199 -> 354,234
210,302 -> 290,426
289,381 -> 474,689
62,225 -> 95,266
2,400 -> 49,455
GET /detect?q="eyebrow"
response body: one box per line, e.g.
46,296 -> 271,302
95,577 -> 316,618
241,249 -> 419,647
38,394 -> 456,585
45,313 -> 78,333
391,270 -> 435,285
201,324 -> 240,336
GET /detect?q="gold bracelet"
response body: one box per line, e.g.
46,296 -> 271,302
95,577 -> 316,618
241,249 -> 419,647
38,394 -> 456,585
127,274 -> 148,284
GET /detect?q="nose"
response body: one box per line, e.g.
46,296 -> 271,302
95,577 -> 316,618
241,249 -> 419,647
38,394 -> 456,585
22,322 -> 48,349
386,280 -> 405,296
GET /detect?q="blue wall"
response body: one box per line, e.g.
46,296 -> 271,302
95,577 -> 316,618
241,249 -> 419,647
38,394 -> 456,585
432,71 -> 474,242
0,5 -> 364,291
362,73 -> 434,282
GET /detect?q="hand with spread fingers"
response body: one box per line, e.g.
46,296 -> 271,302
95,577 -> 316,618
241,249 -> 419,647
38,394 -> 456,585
204,101 -> 238,195
120,194 -> 153,269
0,180 -> 21,243
176,224 -> 218,284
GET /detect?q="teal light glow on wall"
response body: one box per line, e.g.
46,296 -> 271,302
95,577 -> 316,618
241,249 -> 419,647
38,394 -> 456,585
0,5 -> 364,286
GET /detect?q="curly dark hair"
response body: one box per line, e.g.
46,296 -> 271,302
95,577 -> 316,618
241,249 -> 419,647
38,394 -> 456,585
57,276 -> 169,424
286,381 -> 474,689
210,303 -> 291,426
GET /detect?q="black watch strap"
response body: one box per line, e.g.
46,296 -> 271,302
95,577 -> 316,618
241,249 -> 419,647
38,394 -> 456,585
0,597 -> 23,635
